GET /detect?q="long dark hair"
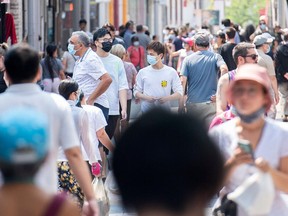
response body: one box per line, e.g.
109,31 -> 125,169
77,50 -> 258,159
45,44 -> 57,81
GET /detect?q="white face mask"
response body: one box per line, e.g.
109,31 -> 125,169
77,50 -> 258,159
265,44 -> 271,54
133,41 -> 140,46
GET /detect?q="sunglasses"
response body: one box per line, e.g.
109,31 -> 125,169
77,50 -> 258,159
243,54 -> 258,60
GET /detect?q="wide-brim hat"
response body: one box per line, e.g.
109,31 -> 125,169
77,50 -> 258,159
227,64 -> 272,112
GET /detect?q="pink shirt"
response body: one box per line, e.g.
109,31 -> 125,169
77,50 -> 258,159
209,110 -> 236,129
127,45 -> 145,69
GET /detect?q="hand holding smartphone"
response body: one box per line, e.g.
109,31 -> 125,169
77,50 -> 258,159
238,139 -> 254,160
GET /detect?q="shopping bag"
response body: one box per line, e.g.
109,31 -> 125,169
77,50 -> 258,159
228,171 -> 275,215
92,177 -> 110,216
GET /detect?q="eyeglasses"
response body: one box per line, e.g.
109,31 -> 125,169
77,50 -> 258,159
243,54 -> 258,60
233,86 -> 262,97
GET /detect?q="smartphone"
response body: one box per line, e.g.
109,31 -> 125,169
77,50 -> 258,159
238,139 -> 254,159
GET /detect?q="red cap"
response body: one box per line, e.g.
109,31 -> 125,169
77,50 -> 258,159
183,38 -> 194,47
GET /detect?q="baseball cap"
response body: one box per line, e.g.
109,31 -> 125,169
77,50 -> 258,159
193,32 -> 210,46
228,64 -> 272,111
253,33 -> 275,46
0,107 -> 49,164
183,37 -> 194,47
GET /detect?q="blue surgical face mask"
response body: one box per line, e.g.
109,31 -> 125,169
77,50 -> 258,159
147,54 -> 158,66
235,107 -> 266,124
260,24 -> 266,30
68,44 -> 76,55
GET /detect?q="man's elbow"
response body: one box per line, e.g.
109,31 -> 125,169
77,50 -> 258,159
101,74 -> 113,86
105,76 -> 113,85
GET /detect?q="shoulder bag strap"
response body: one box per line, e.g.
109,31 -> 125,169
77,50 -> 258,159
43,193 -> 67,216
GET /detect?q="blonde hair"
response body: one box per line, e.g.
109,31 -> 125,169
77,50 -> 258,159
110,44 -> 126,59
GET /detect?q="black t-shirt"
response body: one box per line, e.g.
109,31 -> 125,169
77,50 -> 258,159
0,71 -> 7,93
173,36 -> 185,51
220,43 -> 237,71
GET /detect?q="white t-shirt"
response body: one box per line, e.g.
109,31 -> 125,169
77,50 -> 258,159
209,118 -> 288,216
98,53 -> 129,115
134,65 -> 183,112
0,84 -> 79,194
57,101 -> 98,164
73,48 -> 109,108
81,105 -> 107,161
62,51 -> 76,73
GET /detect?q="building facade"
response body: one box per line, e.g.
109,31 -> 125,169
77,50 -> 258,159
0,0 -> 287,52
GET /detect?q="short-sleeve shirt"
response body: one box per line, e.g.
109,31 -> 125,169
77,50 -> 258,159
257,49 -> 276,76
209,118 -> 288,215
73,48 -> 109,108
123,61 -> 137,100
219,43 -> 237,71
181,50 -> 226,103
81,105 -> 107,161
0,84 -> 79,194
98,53 -> 129,115
135,32 -> 151,49
58,101 -> 98,164
40,58 -> 63,79
62,51 -> 76,73
134,65 -> 183,112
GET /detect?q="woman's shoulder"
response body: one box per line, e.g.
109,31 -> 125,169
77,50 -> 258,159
209,118 -> 237,138
265,118 -> 288,134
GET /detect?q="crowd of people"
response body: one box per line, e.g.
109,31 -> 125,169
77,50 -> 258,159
0,14 -> 288,216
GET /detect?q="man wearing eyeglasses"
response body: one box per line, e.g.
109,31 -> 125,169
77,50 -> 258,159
253,33 -> 279,119
216,42 -> 258,115
69,31 -> 112,120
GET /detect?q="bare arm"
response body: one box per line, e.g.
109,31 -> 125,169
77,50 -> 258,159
87,73 -> 112,105
159,92 -> 182,104
270,75 -> 279,105
256,156 -> 288,193
220,64 -> 228,76
59,69 -> 66,80
96,128 -> 114,152
178,75 -> 187,111
216,74 -> 229,115
135,92 -> 157,103
119,89 -> 127,119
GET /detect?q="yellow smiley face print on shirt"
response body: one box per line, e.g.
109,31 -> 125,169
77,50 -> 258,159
161,80 -> 167,87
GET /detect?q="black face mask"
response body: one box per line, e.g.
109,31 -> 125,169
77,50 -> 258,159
102,41 -> 112,52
